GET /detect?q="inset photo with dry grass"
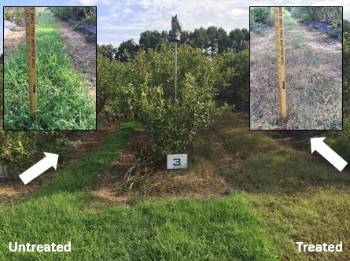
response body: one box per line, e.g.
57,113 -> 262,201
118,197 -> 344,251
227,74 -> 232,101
4,7 -> 96,130
250,6 -> 342,130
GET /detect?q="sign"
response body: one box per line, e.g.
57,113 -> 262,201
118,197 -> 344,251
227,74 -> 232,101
167,154 -> 187,169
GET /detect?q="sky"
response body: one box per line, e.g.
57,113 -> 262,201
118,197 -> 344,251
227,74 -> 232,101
1,0 -> 350,50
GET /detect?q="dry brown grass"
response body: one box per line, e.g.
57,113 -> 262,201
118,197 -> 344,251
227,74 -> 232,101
250,24 -> 342,130
94,127 -> 231,203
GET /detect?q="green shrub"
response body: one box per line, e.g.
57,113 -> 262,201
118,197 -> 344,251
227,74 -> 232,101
97,44 -> 220,165
140,74 -> 218,164
4,7 -> 25,26
214,50 -> 249,104
49,7 -> 96,23
328,27 -> 342,39
291,7 -> 342,26
250,22 -> 268,34
250,7 -> 274,26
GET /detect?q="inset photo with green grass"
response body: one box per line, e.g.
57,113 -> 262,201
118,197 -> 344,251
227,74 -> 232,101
250,6 -> 342,130
3,6 -> 96,130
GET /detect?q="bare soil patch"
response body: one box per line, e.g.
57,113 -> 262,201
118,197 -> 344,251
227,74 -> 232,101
56,19 -> 96,101
4,27 -> 26,61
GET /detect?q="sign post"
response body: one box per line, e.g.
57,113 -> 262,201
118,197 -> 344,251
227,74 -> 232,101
170,15 -> 182,101
174,41 -> 177,100
274,7 -> 287,121
25,7 -> 37,120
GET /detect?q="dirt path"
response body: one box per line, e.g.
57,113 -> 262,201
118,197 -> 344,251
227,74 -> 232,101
287,23 -> 341,52
56,19 -> 96,101
250,23 -> 342,130
4,27 -> 26,61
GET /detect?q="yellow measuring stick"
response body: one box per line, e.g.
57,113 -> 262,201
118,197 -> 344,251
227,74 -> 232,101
274,7 -> 287,120
25,7 -> 37,120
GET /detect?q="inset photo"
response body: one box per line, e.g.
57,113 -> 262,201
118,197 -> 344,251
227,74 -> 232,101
250,6 -> 342,130
3,6 -> 96,130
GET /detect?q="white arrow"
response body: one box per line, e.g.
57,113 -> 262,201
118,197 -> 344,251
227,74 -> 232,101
311,137 -> 347,172
19,152 -> 59,185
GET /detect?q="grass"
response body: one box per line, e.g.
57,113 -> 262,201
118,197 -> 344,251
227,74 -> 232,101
37,121 -> 139,196
198,111 -> 350,260
4,9 -> 95,130
250,21 -> 342,130
0,119 -> 278,260
0,111 -> 349,259
0,194 -> 277,260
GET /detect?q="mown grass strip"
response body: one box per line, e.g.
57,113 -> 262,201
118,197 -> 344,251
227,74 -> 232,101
0,193 -> 278,260
0,117 -> 278,260
4,9 -> 95,130
37,121 -> 138,196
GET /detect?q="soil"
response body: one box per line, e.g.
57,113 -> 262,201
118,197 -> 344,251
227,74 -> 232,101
56,19 -> 96,101
290,24 -> 341,52
4,27 -> 26,61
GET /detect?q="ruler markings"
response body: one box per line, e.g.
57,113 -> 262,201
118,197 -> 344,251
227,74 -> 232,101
274,7 -> 287,120
25,7 -> 37,120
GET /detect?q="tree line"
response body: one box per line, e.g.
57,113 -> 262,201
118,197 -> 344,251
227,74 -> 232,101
98,26 -> 248,62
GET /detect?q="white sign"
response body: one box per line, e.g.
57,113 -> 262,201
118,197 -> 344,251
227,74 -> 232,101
167,154 -> 187,169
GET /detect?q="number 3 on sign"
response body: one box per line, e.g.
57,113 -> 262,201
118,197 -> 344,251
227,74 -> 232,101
173,158 -> 181,167
167,154 -> 187,169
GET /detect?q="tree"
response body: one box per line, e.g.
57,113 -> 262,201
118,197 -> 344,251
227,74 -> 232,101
191,27 -> 209,51
98,44 -> 116,60
116,39 -> 139,62
139,30 -> 164,50
229,28 -> 248,52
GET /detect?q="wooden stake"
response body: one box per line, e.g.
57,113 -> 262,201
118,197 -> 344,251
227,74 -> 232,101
274,7 -> 287,120
25,7 -> 37,120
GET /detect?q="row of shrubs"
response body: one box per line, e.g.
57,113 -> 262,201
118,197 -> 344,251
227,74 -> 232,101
250,7 -> 342,39
98,43 -> 248,165
48,7 -> 96,24
4,7 -> 96,26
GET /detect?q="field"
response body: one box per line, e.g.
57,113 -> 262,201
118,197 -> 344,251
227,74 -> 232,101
0,112 -> 349,259
0,6 -> 349,260
250,12 -> 342,130
4,9 -> 95,130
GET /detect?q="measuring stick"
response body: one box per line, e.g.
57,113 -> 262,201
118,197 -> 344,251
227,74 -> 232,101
25,7 -> 37,120
274,7 -> 287,120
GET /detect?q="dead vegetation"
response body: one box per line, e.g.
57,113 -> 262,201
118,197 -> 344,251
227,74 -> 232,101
94,125 -> 232,203
250,24 -> 342,130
